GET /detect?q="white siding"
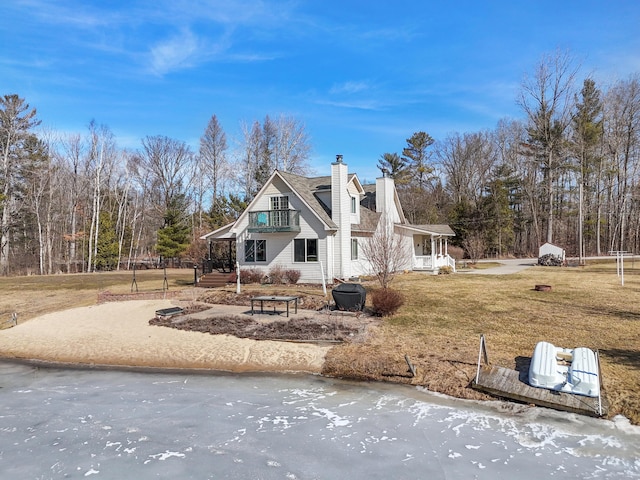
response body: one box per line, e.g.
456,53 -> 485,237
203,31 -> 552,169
235,174 -> 330,283
347,181 -> 361,225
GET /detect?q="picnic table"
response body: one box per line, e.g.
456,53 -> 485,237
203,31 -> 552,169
250,296 -> 298,317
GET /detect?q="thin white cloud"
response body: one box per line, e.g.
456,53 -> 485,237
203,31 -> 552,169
14,0 -> 124,29
148,29 -> 202,76
329,81 -> 371,95
315,99 -> 382,111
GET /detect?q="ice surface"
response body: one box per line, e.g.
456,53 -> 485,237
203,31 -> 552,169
0,362 -> 638,479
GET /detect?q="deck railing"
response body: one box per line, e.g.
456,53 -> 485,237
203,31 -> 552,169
248,209 -> 301,233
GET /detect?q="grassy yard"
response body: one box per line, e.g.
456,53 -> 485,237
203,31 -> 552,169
0,263 -> 638,424
0,268 -> 195,324
324,261 -> 640,424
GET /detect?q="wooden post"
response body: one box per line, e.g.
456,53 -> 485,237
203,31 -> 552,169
405,355 -> 416,377
130,263 -> 138,293
475,334 -> 489,385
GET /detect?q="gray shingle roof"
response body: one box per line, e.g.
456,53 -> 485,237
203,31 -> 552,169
410,224 -> 456,236
277,171 -> 454,237
278,171 -> 337,229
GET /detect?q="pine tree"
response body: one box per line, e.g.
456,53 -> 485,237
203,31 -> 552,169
377,152 -> 409,184
156,194 -> 190,263
401,131 -> 435,190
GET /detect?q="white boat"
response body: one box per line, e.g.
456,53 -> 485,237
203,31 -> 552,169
528,341 -> 600,398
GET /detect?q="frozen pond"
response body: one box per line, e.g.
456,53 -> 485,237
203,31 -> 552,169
0,361 -> 638,479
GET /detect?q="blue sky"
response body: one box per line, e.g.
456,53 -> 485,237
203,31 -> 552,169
2,1 -> 640,181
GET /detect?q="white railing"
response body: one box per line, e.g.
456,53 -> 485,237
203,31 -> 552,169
413,255 -> 433,269
443,255 -> 456,272
413,254 -> 456,271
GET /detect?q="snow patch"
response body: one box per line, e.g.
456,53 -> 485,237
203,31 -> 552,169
148,450 -> 186,461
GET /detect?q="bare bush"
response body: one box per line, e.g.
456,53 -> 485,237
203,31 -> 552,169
371,288 -> 405,317
285,269 -> 301,284
268,264 -> 286,284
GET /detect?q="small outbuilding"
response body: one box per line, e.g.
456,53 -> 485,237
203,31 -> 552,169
538,243 -> 566,266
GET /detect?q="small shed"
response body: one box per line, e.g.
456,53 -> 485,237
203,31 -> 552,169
538,243 -> 565,265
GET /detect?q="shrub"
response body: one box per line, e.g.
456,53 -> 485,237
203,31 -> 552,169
285,269 -> 301,284
268,264 -> 287,284
447,245 -> 465,262
239,268 -> 263,284
371,288 -> 405,317
439,265 -> 453,274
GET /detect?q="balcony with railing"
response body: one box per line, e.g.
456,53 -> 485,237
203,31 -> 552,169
248,209 -> 301,233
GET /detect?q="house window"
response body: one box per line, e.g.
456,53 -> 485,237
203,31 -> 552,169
294,238 -> 318,262
270,196 -> 289,226
351,196 -> 357,214
351,239 -> 358,260
245,239 -> 266,262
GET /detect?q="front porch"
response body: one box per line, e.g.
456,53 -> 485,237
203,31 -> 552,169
413,253 -> 456,272
407,225 -> 456,273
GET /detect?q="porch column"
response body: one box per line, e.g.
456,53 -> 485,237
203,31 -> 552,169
431,236 -> 436,267
444,238 -> 448,256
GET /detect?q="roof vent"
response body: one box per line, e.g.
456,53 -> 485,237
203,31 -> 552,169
335,154 -> 343,163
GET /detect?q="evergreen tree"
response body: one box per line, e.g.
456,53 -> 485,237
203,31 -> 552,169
401,131 -> 435,190
377,152 -> 409,184
572,78 -> 603,259
480,165 -> 517,257
0,94 -> 40,274
156,194 -> 190,263
94,211 -> 119,270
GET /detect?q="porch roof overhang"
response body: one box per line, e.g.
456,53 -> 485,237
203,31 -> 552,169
200,222 -> 236,241
398,224 -> 455,237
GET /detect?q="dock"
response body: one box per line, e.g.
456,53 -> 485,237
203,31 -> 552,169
471,335 -> 608,417
473,365 -> 607,417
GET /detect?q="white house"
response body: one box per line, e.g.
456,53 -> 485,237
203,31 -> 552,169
200,156 -> 456,284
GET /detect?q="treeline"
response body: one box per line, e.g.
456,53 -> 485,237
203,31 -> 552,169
1,52 -> 639,275
0,98 -> 312,275
380,53 -> 640,260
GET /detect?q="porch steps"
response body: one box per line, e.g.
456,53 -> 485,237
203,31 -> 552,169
198,272 -> 232,288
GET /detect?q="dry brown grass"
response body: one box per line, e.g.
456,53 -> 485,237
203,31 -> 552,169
323,262 -> 640,424
1,264 -> 638,424
0,269 -> 195,325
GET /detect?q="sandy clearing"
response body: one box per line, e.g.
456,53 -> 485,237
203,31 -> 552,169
0,300 -> 331,373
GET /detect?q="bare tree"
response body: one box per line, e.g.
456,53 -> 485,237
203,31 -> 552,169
138,135 -> 194,215
199,114 -> 228,220
438,130 -> 496,206
237,120 -> 262,199
517,51 -> 578,244
273,114 -> 312,174
462,231 -> 486,264
235,115 -> 312,200
85,121 -> 117,272
359,214 -> 412,289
